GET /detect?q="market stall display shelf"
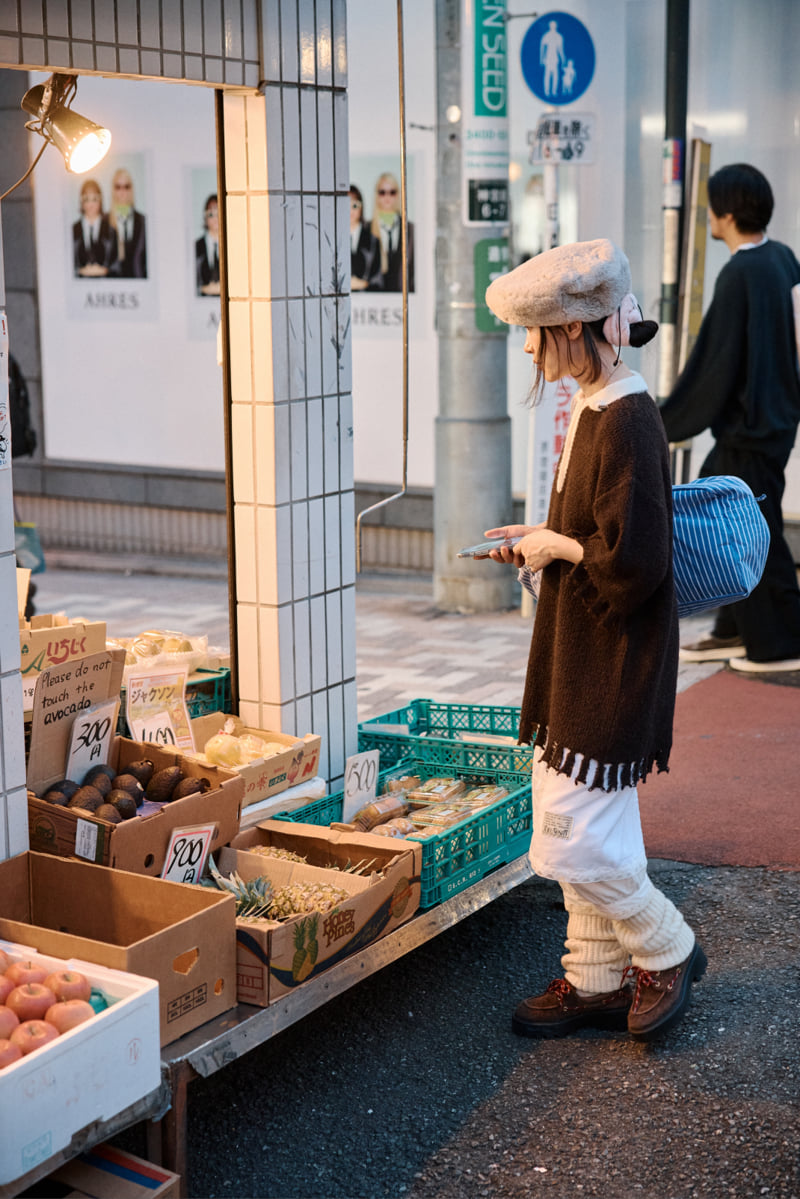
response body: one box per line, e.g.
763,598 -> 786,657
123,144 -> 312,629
116,668 -> 232,736
274,752 -> 533,908
358,698 -> 532,772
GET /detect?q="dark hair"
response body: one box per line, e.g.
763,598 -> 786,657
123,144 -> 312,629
528,319 -> 606,405
349,183 -> 363,205
707,164 -> 773,233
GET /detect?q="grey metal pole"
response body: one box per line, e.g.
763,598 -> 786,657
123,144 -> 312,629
433,0 -> 515,613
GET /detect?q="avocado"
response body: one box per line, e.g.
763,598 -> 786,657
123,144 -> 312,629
145,765 -> 184,803
67,785 -> 105,812
108,790 -> 138,820
111,774 -> 145,805
124,759 -> 155,786
94,802 -> 123,824
171,776 -> 211,801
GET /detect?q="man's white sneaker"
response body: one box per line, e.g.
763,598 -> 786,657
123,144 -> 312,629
678,635 -> 746,662
728,656 -> 800,673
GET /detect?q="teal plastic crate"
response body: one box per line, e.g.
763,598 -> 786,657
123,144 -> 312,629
274,750 -> 533,909
117,667 -> 232,737
358,699 -> 532,773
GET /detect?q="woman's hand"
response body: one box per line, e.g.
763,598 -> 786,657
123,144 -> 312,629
484,523 -> 583,570
484,524 -> 541,567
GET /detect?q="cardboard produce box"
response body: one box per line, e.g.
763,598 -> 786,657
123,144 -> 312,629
221,820 -> 422,1006
190,712 -> 321,808
0,937 -> 160,1187
23,1144 -> 181,1198
28,736 -> 244,875
19,615 -> 107,713
0,852 -> 236,1046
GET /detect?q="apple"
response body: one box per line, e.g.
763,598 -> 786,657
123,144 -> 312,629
5,960 -> 48,987
0,975 -> 14,1005
45,999 -> 95,1034
0,948 -> 10,973
7,983 -> 57,1022
43,969 -> 91,1003
10,1020 -> 59,1055
0,1005 -> 20,1039
0,1038 -> 22,1069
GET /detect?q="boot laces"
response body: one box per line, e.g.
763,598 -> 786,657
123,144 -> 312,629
621,964 -> 657,1011
545,978 -> 574,1004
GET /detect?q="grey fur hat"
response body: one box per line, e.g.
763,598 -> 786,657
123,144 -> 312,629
485,238 -> 632,327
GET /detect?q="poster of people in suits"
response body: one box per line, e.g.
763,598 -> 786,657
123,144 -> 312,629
187,166 -> 220,340
65,152 -> 154,321
348,155 -> 415,294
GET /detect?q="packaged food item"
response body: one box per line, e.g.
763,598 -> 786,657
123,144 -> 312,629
461,785 -> 509,810
351,795 -> 409,832
407,778 -> 466,806
371,824 -> 408,838
410,803 -> 470,830
383,775 -> 422,795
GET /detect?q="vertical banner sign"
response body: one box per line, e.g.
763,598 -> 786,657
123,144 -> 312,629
462,0 -> 510,226
474,239 -> 510,331
0,313 -> 9,471
679,139 -> 712,370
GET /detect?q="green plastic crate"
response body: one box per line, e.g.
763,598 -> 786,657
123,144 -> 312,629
274,750 -> 533,909
358,699 -> 532,773
116,667 -> 232,737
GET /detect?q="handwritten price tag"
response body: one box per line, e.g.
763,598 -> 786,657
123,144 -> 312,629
126,668 -> 194,750
161,824 -> 218,884
342,749 -> 380,823
65,698 -> 120,784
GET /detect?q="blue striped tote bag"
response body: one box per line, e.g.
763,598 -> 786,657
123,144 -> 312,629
671,475 -> 770,618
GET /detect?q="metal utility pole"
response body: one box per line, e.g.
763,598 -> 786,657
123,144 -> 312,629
433,0 -> 515,613
656,0 -> 690,407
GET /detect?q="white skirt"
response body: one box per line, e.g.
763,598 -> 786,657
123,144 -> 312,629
529,746 -> 648,883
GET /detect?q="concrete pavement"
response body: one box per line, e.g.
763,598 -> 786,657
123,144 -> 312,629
28,558 -> 799,1199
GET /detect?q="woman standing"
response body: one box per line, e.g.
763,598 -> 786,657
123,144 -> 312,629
370,171 -> 414,292
72,179 -> 117,277
484,239 -> 705,1042
349,185 -> 382,291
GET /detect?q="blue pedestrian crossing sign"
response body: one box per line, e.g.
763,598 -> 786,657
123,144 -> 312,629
520,12 -> 595,106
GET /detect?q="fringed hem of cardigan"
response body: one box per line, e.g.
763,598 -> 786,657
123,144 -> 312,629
522,726 -> 671,793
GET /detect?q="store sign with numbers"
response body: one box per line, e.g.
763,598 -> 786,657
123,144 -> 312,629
461,0 -> 510,226
125,668 -> 194,750
528,113 -> 594,165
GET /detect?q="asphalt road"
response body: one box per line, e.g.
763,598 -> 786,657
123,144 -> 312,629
116,858 -> 800,1199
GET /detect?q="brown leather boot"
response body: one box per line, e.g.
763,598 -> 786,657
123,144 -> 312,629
512,977 -> 632,1038
625,942 -> 707,1041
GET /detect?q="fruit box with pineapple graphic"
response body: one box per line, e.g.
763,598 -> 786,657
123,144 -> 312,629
220,821 -> 422,1005
189,712 -> 321,807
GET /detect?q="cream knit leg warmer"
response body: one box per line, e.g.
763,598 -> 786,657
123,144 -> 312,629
611,878 -> 695,971
564,871 -> 696,976
560,883 -> 630,994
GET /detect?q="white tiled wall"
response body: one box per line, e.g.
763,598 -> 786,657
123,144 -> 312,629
223,0 -> 356,792
0,1 -> 357,856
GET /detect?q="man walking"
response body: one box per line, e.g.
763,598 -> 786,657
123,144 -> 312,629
659,162 -> 800,672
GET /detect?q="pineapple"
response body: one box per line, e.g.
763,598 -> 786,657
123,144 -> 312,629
250,845 -> 308,864
268,880 -> 349,920
207,857 -> 274,920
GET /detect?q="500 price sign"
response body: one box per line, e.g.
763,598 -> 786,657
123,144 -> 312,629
342,749 -> 380,823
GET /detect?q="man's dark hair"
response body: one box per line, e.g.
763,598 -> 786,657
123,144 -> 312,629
707,163 -> 774,233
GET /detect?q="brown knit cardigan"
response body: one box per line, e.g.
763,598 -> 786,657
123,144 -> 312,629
518,389 -> 679,791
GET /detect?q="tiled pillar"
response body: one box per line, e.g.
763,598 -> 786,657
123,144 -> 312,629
0,226 -> 29,860
223,3 -> 356,791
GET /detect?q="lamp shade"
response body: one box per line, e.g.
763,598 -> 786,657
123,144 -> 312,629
21,83 -> 111,173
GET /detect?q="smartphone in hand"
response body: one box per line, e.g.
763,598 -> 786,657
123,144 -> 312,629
457,536 -> 522,560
